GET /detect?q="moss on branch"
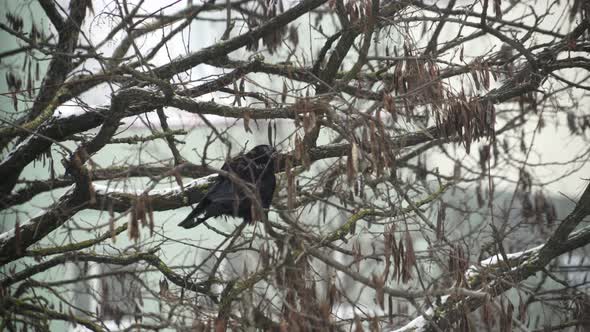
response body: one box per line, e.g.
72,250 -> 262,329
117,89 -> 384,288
0,85 -> 70,141
322,182 -> 452,245
25,224 -> 128,257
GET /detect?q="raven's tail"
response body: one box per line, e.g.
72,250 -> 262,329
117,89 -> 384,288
178,215 -> 207,229
178,201 -> 207,229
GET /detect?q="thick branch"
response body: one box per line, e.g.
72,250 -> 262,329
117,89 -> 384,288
2,163 -> 207,210
17,0 -> 89,131
38,0 -> 65,31
393,181 -> 590,332
0,187 -> 82,267
152,0 -> 328,78
1,250 -> 212,295
2,296 -> 104,332
0,87 -> 296,197
0,136 -> 430,266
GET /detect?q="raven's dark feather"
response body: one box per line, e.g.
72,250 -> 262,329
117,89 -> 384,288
178,145 -> 276,229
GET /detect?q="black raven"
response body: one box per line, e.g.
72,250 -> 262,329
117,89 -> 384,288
178,145 -> 276,229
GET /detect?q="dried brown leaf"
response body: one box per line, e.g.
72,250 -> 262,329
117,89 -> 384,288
243,111 -> 252,133
402,229 -> 416,283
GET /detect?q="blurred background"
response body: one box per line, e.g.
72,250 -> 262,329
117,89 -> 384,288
1,0 -> 589,331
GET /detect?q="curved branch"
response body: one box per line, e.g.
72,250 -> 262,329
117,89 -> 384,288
2,163 -> 208,210
392,181 -> 590,332
152,0 -> 328,78
0,135 -> 432,267
11,0 -> 89,135
1,250 -> 212,295
38,0 -> 65,31
2,296 -> 104,332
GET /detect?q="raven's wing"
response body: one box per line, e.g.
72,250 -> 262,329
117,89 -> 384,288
260,171 -> 276,208
178,201 -> 203,228
178,180 -> 240,228
178,159 -> 239,228
203,178 -> 240,209
179,154 -> 269,228
222,153 -> 248,172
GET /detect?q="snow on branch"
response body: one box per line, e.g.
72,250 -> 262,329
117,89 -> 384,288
390,201 -> 590,332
